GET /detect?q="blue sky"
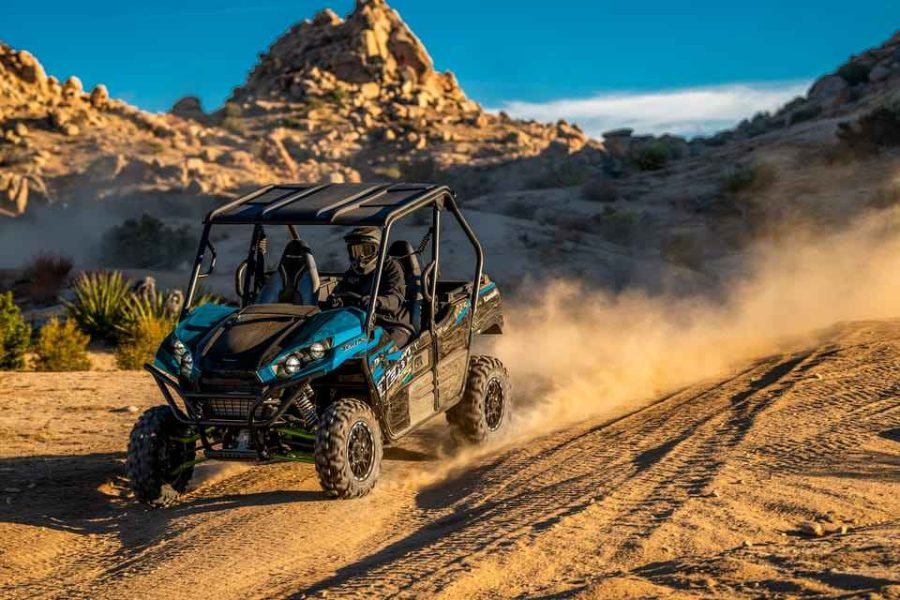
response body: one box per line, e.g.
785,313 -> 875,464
2,0 -> 898,136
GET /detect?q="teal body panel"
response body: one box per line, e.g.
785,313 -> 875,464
154,303 -> 237,376
256,307 -> 385,384
152,282 -> 499,392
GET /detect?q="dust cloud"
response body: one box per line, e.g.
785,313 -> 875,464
494,207 -> 900,437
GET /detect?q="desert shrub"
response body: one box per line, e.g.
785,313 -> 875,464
400,158 -> 440,182
0,292 -> 30,370
117,289 -> 169,336
324,89 -> 348,104
221,117 -> 244,135
789,104 -> 822,125
113,284 -> 215,369
837,103 -> 900,155
220,103 -> 245,134
100,214 -> 194,269
372,165 -> 403,180
115,315 -> 175,370
837,62 -> 872,86
65,271 -> 131,343
736,112 -> 775,137
593,207 -> 639,245
143,140 -> 165,154
633,142 -> 668,171
581,177 -> 619,202
22,253 -> 73,305
33,318 -> 91,372
722,162 -> 778,194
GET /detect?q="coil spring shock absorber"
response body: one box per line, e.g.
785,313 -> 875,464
295,384 -> 318,429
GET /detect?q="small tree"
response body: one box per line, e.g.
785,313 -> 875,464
0,292 -> 30,370
33,318 -> 91,372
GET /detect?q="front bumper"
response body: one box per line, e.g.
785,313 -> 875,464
144,363 -> 304,428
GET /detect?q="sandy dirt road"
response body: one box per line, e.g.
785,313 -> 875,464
1,321 -> 899,599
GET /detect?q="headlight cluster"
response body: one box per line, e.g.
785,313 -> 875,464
171,338 -> 194,377
277,339 -> 331,378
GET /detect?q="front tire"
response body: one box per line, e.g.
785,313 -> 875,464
126,406 -> 196,507
315,399 -> 383,499
447,355 -> 511,444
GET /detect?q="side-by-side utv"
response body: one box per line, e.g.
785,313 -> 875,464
127,183 -> 509,504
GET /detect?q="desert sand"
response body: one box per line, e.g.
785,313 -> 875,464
1,319 -> 898,599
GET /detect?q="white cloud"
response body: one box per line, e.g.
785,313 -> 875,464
492,81 -> 811,139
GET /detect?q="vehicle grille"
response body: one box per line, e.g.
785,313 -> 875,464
204,398 -> 255,420
200,376 -> 259,395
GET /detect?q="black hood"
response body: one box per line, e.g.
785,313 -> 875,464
198,304 -> 319,373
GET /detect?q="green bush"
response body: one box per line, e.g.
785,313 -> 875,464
324,89 -> 348,105
372,165 -> 403,181
722,162 -> 777,194
33,318 -> 91,372
0,292 -> 30,370
400,158 -> 440,182
633,142 -> 669,171
100,214 -> 194,269
837,103 -> 900,155
593,207 -> 639,245
65,271 -> 131,343
116,315 -> 175,370
789,104 -> 822,125
837,62 -> 872,86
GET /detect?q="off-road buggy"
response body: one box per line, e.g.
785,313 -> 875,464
127,183 -> 508,504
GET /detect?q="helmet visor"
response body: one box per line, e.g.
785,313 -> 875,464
348,242 -> 378,261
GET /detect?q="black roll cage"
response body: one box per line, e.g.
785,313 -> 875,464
180,184 -> 485,352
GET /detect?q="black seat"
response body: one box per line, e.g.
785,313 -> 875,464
388,240 -> 422,333
257,239 -> 320,305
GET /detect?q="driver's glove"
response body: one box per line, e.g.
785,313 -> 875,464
360,295 -> 382,310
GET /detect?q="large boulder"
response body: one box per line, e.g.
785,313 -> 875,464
171,95 -> 210,124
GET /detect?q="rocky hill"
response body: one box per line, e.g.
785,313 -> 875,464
0,43 -> 283,218
1,1 -> 900,295
181,0 -> 600,187
0,0 -> 602,220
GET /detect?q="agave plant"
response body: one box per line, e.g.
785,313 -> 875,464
65,271 -> 132,343
117,289 -> 179,337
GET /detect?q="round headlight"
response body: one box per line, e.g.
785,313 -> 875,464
172,339 -> 186,359
180,352 -> 194,376
309,342 -> 326,360
283,354 -> 302,375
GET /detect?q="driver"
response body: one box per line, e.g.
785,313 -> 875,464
330,227 -> 412,347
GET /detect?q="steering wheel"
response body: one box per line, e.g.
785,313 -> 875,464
329,291 -> 364,307
421,261 -> 437,304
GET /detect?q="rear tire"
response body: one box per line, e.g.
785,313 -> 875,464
126,406 -> 196,507
447,355 -> 511,444
315,399 -> 383,499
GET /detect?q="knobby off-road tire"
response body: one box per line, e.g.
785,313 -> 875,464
315,398 -> 384,499
126,405 -> 196,507
447,355 -> 511,444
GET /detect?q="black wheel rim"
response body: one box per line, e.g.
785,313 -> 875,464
485,378 -> 505,431
348,420 -> 376,481
160,434 -> 193,483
